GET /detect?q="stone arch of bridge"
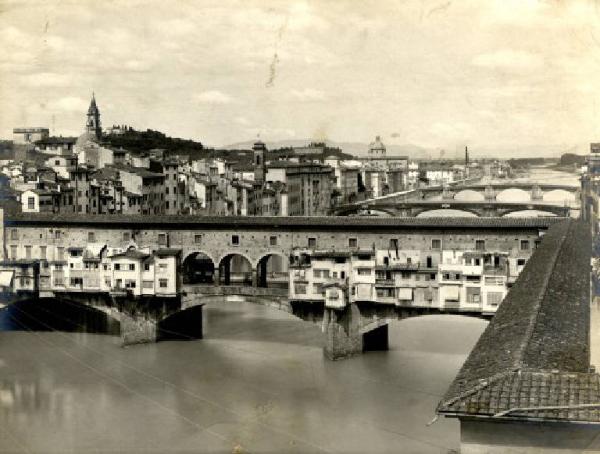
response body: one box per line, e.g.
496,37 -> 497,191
256,252 -> 290,288
334,206 -> 397,217
182,250 -> 217,284
414,208 -> 480,217
157,304 -> 204,341
22,296 -> 123,335
495,188 -> 531,202
358,311 -> 490,335
542,189 -> 577,204
453,189 -> 485,201
500,208 -> 559,217
217,252 -> 255,286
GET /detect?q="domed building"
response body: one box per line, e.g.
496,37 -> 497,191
368,135 -> 386,157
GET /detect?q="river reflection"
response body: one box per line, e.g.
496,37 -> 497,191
0,301 -> 487,453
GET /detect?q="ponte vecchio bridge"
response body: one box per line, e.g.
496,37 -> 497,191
0,211 -> 596,451
1,212 -> 559,357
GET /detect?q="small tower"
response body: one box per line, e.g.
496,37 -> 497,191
86,93 -> 102,140
253,136 -> 267,182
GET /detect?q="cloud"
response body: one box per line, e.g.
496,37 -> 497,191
21,72 -> 72,88
471,49 -> 544,70
47,96 -> 89,112
234,116 -> 250,126
290,88 -> 327,101
194,90 -> 235,104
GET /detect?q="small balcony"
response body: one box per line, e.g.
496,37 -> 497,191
375,278 -> 395,287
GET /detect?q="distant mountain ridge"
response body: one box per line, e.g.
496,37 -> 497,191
221,139 -> 589,160
221,139 -> 430,158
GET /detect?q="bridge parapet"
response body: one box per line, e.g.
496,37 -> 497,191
183,285 -> 288,298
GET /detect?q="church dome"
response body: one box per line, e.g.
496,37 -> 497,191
368,135 -> 386,154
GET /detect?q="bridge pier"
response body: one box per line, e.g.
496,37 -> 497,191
323,304 -> 362,360
44,292 -> 204,347
120,312 -> 157,346
323,303 -> 389,360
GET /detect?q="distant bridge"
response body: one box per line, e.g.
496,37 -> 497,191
420,182 -> 579,199
356,182 -> 581,206
333,200 -> 572,217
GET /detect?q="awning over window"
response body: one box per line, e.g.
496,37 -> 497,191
0,270 -> 14,287
398,288 -> 413,300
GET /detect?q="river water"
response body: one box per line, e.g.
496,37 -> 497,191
0,167 -> 583,454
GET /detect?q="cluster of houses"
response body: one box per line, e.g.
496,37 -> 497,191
0,243 -> 181,300
4,96 -> 491,218
288,239 -> 535,315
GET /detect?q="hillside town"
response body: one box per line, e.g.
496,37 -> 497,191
2,95 -> 516,218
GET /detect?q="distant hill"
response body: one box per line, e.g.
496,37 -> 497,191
102,129 -> 205,158
222,139 -> 591,160
222,139 -> 431,159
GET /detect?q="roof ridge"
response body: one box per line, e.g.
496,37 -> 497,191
516,220 -> 572,369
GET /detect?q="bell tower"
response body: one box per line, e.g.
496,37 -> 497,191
252,136 -> 267,182
86,93 -> 102,140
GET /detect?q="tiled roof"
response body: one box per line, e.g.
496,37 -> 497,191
4,213 -> 563,231
36,137 -> 77,145
112,165 -> 164,179
437,219 -> 595,422
440,369 -> 600,423
111,250 -> 150,260
154,248 -> 181,257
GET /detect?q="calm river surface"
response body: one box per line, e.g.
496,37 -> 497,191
0,167 -> 582,454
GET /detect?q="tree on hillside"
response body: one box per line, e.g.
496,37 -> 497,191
559,153 -> 586,166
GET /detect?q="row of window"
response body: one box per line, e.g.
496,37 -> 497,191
313,269 -> 347,279
51,277 -> 169,289
7,228 -> 539,253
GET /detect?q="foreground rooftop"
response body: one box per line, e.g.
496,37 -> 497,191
437,219 -> 596,423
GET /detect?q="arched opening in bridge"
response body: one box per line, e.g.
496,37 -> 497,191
496,188 -> 530,202
360,314 -> 488,355
542,189 -> 577,205
256,253 -> 289,288
416,209 -> 478,218
346,209 -> 394,217
502,210 -> 558,218
453,190 -> 485,202
182,252 -> 215,284
0,298 -> 120,335
218,253 -> 253,286
157,305 -> 203,341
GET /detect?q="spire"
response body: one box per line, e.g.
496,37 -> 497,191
88,93 -> 99,115
86,92 -> 102,139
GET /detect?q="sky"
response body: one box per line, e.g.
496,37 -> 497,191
1,0 -> 600,153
